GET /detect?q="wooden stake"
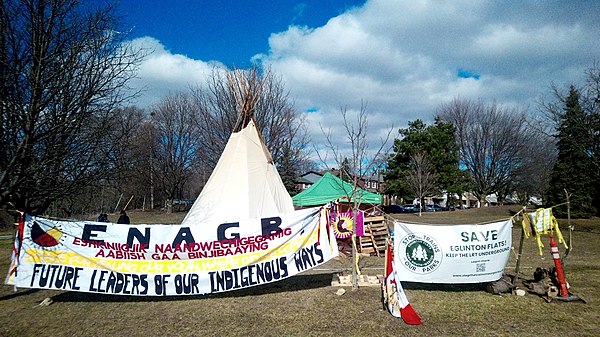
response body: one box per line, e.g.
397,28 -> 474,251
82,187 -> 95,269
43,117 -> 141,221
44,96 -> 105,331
382,240 -> 389,310
351,206 -> 359,290
113,193 -> 123,213
123,195 -> 134,211
513,207 -> 526,286
564,189 -> 572,260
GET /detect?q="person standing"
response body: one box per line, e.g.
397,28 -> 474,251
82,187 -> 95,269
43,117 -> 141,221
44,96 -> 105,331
117,210 -> 130,224
96,213 -> 109,222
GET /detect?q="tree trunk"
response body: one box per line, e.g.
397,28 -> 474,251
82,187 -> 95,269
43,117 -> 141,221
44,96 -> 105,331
166,198 -> 174,213
351,207 -> 358,290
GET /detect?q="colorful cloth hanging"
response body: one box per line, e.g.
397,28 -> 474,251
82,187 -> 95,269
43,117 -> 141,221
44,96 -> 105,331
522,208 -> 567,255
330,210 -> 364,239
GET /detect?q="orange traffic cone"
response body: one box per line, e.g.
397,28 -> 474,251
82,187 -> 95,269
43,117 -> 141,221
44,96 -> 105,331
549,233 -> 569,297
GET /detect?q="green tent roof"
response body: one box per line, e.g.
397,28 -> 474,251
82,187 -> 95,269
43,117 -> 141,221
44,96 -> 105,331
292,172 -> 382,206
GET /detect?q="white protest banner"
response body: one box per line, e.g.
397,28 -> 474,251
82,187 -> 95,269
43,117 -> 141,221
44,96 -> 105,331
5,207 -> 338,296
393,220 -> 512,283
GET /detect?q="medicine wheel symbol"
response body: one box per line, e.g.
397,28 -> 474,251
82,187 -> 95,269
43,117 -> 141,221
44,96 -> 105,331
30,220 -> 64,248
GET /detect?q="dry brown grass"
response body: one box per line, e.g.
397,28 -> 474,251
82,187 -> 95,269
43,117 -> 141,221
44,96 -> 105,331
1,206 -> 599,337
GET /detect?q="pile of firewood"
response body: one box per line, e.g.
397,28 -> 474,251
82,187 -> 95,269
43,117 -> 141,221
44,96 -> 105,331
522,267 -> 560,301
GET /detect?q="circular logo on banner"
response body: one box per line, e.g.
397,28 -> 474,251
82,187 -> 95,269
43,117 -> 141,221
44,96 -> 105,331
28,220 -> 65,249
332,215 -> 354,239
399,233 -> 442,274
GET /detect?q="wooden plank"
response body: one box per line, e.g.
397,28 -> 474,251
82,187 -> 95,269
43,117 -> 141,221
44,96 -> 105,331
353,216 -> 386,256
331,273 -> 383,287
361,215 -> 390,256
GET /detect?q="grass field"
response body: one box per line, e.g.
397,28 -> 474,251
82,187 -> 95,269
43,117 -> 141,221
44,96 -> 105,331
1,206 -> 598,337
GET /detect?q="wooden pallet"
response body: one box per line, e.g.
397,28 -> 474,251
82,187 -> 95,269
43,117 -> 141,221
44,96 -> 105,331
331,273 -> 384,287
359,216 -> 390,256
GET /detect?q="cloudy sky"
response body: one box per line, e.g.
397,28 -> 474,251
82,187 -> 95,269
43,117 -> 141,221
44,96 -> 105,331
118,0 -> 600,162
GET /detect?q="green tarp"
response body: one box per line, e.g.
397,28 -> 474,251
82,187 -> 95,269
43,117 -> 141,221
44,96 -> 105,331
292,172 -> 382,206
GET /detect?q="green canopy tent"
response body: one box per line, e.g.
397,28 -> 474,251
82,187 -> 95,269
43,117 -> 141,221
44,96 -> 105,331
292,172 -> 382,207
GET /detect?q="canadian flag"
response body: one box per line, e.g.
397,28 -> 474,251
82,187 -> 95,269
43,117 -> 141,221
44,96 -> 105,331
383,242 -> 422,324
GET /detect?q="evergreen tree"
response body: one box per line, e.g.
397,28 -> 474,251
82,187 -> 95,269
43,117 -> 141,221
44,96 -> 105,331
384,119 -> 462,204
340,158 -> 352,181
412,245 -> 428,261
547,86 -> 596,217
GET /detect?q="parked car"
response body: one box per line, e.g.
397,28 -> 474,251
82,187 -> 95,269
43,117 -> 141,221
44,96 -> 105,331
401,204 -> 418,213
383,204 -> 406,214
412,205 -> 433,212
427,204 -> 446,212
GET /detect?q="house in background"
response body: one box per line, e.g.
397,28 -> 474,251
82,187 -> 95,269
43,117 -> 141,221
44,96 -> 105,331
295,169 -> 386,194
295,171 -> 324,191
292,172 -> 382,208
357,174 -> 385,194
297,170 -> 525,209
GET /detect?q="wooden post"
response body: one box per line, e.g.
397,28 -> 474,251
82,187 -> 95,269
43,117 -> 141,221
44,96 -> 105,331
351,207 -> 358,290
564,189 -> 572,261
113,193 -> 123,213
382,239 -> 389,310
513,207 -> 526,286
123,195 -> 134,211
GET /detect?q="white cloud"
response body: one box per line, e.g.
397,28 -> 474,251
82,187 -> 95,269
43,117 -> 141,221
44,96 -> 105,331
254,0 -> 600,162
124,1 -> 600,164
125,37 -> 224,108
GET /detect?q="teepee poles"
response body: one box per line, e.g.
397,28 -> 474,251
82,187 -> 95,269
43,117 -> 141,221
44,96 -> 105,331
228,67 -> 266,131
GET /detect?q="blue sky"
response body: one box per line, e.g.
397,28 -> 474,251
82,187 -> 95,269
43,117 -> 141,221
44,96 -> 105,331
116,0 -> 600,161
118,0 -> 366,67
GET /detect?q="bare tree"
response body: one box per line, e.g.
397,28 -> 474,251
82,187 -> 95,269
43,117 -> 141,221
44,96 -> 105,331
406,151 -> 438,216
318,103 -> 392,197
540,63 -> 600,133
317,101 -> 392,289
150,92 -> 204,213
585,64 -> 600,195
191,67 -> 312,193
437,98 -> 530,206
0,0 -> 143,214
107,106 -> 148,211
508,127 -> 557,204
128,118 -> 161,211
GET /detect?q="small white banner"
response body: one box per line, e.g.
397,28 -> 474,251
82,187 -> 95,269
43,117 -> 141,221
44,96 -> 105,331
394,219 -> 512,283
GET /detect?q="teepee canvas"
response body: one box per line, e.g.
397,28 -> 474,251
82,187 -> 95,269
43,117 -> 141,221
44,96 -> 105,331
181,118 -> 294,225
181,69 -> 294,225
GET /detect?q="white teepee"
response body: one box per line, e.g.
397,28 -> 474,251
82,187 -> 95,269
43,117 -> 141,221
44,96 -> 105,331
181,69 -> 294,225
